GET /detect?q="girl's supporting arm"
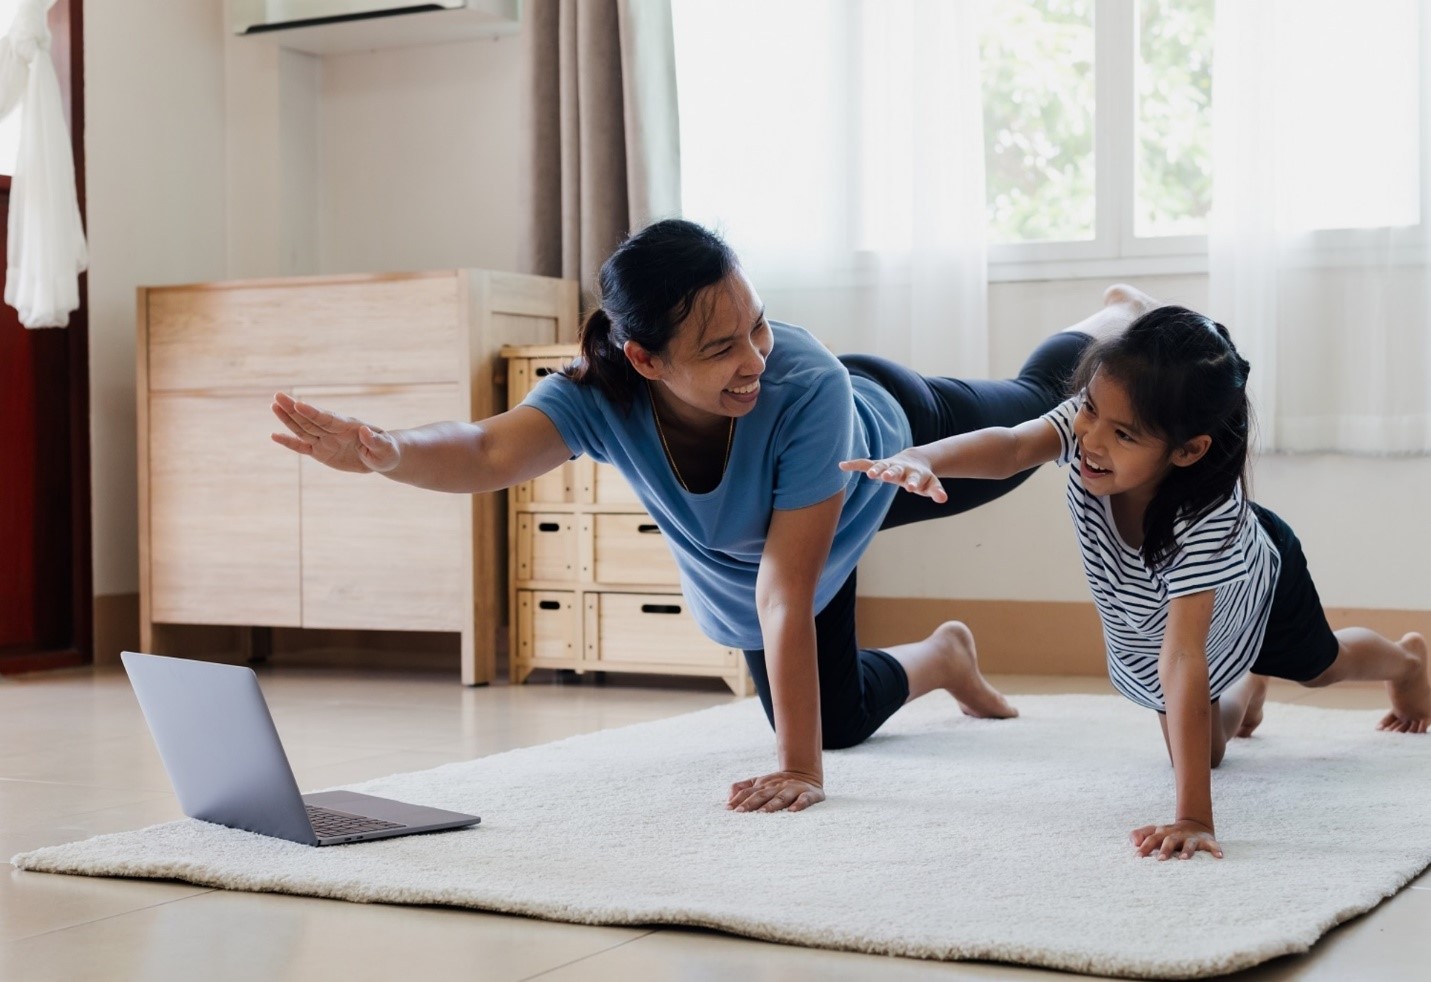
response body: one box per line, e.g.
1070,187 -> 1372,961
1132,589 -> 1226,860
727,491 -> 844,814
839,416 -> 1063,502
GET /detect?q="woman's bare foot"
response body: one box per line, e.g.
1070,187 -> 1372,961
1380,633 -> 1431,734
930,621 -> 1018,719
1062,284 -> 1162,342
1235,674 -> 1268,738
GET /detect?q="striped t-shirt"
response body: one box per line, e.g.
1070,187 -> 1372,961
1042,397 -> 1280,712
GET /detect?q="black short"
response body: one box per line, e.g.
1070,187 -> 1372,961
1248,504 -> 1340,682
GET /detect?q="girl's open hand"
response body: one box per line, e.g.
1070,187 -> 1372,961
270,391 -> 400,474
838,450 -> 948,503
727,771 -> 825,813
1131,819 -> 1224,860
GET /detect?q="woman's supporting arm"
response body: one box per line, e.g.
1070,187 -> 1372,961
728,491 -> 844,813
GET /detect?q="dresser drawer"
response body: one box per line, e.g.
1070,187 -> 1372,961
514,461 -> 579,505
145,276 -> 460,391
589,461 -> 642,505
514,513 -> 579,582
515,591 -> 580,664
588,513 -> 680,585
584,593 -> 737,668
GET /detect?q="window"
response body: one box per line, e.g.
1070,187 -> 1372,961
979,0 -> 1214,276
672,0 -> 1423,281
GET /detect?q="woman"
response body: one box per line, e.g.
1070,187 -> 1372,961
272,219 -> 1152,814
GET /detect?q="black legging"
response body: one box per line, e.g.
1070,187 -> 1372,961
741,331 -> 1092,749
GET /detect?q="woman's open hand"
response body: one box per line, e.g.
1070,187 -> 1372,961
838,449 -> 948,503
727,771 -> 825,813
270,391 -> 400,474
1130,819 -> 1224,860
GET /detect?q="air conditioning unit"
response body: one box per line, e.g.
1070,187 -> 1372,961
231,0 -> 521,54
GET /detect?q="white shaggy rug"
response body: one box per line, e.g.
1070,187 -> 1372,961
13,694 -> 1431,979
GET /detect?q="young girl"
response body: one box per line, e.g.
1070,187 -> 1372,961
842,305 -> 1430,859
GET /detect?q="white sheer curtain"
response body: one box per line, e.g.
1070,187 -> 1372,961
673,0 -> 989,375
1209,0 -> 1431,453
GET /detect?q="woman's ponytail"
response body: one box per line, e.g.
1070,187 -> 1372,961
563,307 -> 641,409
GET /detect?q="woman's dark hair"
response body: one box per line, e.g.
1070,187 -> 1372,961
562,219 -> 739,411
1071,305 -> 1254,572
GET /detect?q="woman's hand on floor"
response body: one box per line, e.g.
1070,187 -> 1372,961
838,450 -> 947,503
271,391 -> 400,474
1130,819 -> 1224,860
727,771 -> 825,813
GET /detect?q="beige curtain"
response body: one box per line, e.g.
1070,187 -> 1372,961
520,0 -> 681,307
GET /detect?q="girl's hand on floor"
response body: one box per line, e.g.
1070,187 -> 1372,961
838,451 -> 947,503
727,771 -> 825,813
1130,819 -> 1224,860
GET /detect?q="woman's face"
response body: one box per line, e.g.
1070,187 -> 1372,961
628,269 -> 774,424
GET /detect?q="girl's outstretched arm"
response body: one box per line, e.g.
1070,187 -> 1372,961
838,417 -> 1062,502
1132,590 -> 1225,860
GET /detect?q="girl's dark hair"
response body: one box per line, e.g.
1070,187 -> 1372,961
563,219 -> 739,411
1071,305 -> 1254,572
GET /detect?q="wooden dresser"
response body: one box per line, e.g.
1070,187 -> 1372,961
503,345 -> 752,695
137,270 -> 578,685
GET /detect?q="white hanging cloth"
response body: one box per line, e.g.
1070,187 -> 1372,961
0,0 -> 86,329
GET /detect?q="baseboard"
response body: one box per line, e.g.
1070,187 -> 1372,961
855,597 -> 1430,677
855,598 -> 1107,675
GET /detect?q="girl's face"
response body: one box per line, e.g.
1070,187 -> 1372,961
627,269 -> 773,425
1071,370 -> 1207,501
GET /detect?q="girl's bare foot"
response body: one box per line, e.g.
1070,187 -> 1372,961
1061,284 -> 1162,341
1381,633 -> 1431,734
931,621 -> 1018,719
1235,674 -> 1268,737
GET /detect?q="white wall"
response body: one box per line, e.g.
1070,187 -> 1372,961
86,0 -> 229,596
85,10 -> 1429,618
317,36 -> 522,275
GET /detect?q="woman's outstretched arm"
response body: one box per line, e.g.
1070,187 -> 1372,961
271,393 -> 573,494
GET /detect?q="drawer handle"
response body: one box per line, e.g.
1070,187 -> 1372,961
637,523 -> 661,535
537,521 -> 561,533
538,600 -> 562,611
640,603 -> 682,615
535,367 -> 555,377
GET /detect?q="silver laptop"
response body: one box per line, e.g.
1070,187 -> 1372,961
121,651 -> 480,846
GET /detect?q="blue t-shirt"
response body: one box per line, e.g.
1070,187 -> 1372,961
521,322 -> 910,649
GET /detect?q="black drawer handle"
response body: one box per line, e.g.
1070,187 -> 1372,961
535,367 -> 555,377
640,603 -> 682,615
636,524 -> 661,535
538,600 -> 562,611
537,522 -> 561,533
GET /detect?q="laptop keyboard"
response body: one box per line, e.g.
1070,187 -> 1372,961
305,805 -> 405,838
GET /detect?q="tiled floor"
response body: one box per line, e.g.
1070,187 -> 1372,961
1,661 -> 1427,981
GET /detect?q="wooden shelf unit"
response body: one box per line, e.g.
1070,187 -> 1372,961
504,345 -> 752,695
137,270 -> 578,685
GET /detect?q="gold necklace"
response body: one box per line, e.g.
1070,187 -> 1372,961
649,383 -> 735,493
